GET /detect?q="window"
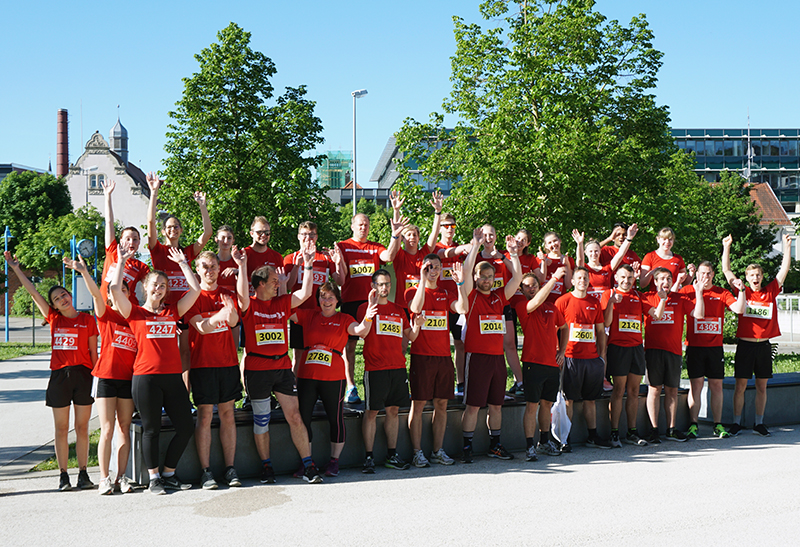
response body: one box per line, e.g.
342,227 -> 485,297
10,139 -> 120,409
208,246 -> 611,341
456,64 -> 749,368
686,140 -> 696,154
723,140 -> 734,156
731,140 -> 744,156
98,174 -> 105,187
89,175 -> 97,188
770,140 -> 780,156
789,140 -> 798,156
714,141 -> 725,156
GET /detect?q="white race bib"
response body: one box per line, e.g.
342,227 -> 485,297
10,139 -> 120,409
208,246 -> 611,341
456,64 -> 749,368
618,314 -> 641,333
422,311 -> 448,331
111,326 -> 137,352
376,315 -> 403,337
146,320 -> 176,339
479,314 -> 505,334
255,323 -> 285,345
568,323 -> 595,343
305,345 -> 333,366
744,301 -> 773,320
693,317 -> 722,335
53,328 -> 79,351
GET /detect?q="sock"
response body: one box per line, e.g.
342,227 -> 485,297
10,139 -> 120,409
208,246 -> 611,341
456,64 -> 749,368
734,415 -> 742,425
489,429 -> 501,448
526,437 -> 534,449
463,431 -> 475,449
302,457 -> 312,469
539,430 -> 550,444
714,422 -> 722,429
628,428 -> 638,436
387,448 -> 396,458
262,458 -> 272,466
204,467 -> 212,473
329,457 -> 339,463
162,471 -> 175,478
365,451 -> 373,459
589,428 -> 598,439
755,414 -> 764,425
149,472 -> 160,481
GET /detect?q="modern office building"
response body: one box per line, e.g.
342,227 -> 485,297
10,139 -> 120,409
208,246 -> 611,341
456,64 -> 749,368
0,163 -> 49,183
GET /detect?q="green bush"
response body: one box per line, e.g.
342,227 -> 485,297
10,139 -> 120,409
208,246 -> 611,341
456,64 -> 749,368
723,309 -> 738,344
11,277 -> 61,316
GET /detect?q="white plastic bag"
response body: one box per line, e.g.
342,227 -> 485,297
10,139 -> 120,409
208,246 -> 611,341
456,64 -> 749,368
551,390 -> 571,445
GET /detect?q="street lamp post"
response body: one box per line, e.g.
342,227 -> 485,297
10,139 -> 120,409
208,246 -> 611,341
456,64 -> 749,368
351,89 -> 368,217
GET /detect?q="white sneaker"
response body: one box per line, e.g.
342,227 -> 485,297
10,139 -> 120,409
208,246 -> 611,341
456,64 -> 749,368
525,446 -> 538,462
118,475 -> 134,493
412,450 -> 430,468
98,477 -> 113,495
430,448 -> 454,465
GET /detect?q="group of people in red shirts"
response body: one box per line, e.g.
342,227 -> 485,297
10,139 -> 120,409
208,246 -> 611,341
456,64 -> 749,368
6,175 -> 789,493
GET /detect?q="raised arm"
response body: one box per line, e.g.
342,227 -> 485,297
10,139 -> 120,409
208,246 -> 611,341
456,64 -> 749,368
329,243 -> 345,287
190,293 -> 237,334
232,246 -> 250,312
426,191 -> 444,249
109,248 -> 134,318
691,282 -> 705,320
609,223 -> 637,271
721,234 -> 736,286
170,248 -> 201,317
603,289 -> 618,328
290,241 -> 316,308
729,278 -> 747,315
572,229 -> 585,268
450,262 -> 469,315
380,214 -> 410,262
349,289 -> 378,337
102,179 -> 116,249
64,255 -> 106,317
526,267 -> 566,314
405,311 -> 425,343
777,233 -> 793,287
191,191 -> 212,255
460,227 -> 484,296
146,172 -> 161,250
646,287 -> 668,320
503,235 -> 523,301
4,253 -> 49,317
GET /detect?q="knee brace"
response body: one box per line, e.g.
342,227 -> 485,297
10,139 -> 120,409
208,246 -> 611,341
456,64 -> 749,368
252,398 -> 271,435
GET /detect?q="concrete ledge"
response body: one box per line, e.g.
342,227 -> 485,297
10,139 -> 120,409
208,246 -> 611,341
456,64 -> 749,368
721,372 -> 800,426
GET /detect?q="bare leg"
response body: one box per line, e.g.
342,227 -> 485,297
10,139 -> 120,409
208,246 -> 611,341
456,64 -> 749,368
409,400 -> 427,451
276,393 -> 311,459
73,404 -> 93,469
217,401 -> 237,467
454,340 -> 465,385
688,377 -> 705,423
646,385 -> 661,429
610,376 -> 627,429
52,407 -> 71,471
115,398 -> 135,476
195,405 -> 214,469
523,402 -> 539,438
755,377 -> 768,417
432,398 -> 449,452
97,397 -> 117,478
708,378 -> 723,423
363,409 -> 379,453
384,406 -> 400,449
625,373 -> 642,430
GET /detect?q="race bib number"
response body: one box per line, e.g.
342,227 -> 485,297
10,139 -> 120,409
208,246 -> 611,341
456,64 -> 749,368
305,345 -> 333,366
53,328 -> 79,351
618,314 -> 641,333
441,267 -> 454,281
349,260 -> 375,278
111,326 -> 137,352
568,323 -> 596,343
744,301 -> 773,320
694,317 -> 722,335
652,310 -> 674,325
405,276 -> 421,291
146,320 -> 176,339
550,280 -> 564,296
422,311 -> 448,331
376,315 -> 403,337
255,323 -> 285,345
167,272 -> 189,291
298,267 -> 328,286
200,311 -> 228,334
588,288 -> 604,299
491,278 -> 505,290
479,315 -> 505,334
104,264 -> 135,285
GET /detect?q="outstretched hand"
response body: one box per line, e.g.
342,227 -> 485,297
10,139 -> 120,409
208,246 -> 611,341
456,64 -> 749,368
167,247 -> 188,265
146,172 -> 161,192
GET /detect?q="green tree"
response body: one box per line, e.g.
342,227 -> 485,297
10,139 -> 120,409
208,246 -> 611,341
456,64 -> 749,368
0,171 -> 71,250
11,277 -> 61,316
161,22 -> 336,256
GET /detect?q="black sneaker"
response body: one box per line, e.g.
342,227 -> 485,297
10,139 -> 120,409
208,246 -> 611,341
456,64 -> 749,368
260,463 -> 276,484
728,423 -> 743,436
303,463 -> 323,484
76,469 -> 94,490
149,477 -> 166,495
586,436 -> 612,449
753,424 -> 771,437
666,428 -> 688,442
461,446 -> 473,464
487,444 -> 514,460
162,475 -> 191,491
646,430 -> 661,445
362,456 -> 376,474
560,442 -> 572,454
384,454 -> 411,470
58,471 -> 72,492
224,466 -> 241,487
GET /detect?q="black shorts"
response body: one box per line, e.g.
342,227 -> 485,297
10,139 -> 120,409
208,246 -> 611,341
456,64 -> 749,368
734,340 -> 773,379
342,300 -> 366,341
449,311 -> 463,340
289,320 -> 304,350
245,368 -> 298,400
645,349 -> 682,388
364,368 -> 409,410
46,366 -> 94,408
95,378 -> 133,399
607,344 -> 646,377
562,357 -> 604,402
685,346 -> 725,380
464,353 -> 507,407
190,366 -> 243,405
522,362 -> 560,403
409,354 -> 455,401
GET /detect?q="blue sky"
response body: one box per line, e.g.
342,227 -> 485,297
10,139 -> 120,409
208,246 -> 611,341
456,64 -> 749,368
2,0 -> 799,187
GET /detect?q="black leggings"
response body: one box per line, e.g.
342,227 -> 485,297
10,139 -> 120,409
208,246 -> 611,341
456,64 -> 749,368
132,373 -> 194,470
297,378 -> 346,443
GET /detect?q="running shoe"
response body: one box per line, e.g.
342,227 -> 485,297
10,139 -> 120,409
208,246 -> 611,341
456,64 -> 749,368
324,459 -> 339,477
303,464 -> 323,484
487,444 -> 514,460
587,436 -> 612,449
224,466 -> 241,487
728,423 -> 743,436
98,477 -> 113,496
412,450 -> 430,468
646,430 -> 662,445
714,424 -> 732,438
345,386 -> 362,404
58,471 -> 71,492
430,448 -> 455,465
162,474 -> 192,491
362,456 -> 376,474
384,454 -> 411,470
149,477 -> 166,495
118,475 -> 134,493
624,430 -> 649,446
525,446 -> 538,462
686,423 -> 699,439
536,440 -> 562,457
455,383 -> 464,397
201,469 -> 218,490
666,428 -> 687,442
260,463 -> 276,484
77,469 -> 94,490
461,446 -> 473,464
753,424 -> 771,437
609,430 -> 622,448
559,442 -> 572,454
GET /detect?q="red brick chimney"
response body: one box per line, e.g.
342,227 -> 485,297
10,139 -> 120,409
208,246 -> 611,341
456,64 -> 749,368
56,109 -> 68,178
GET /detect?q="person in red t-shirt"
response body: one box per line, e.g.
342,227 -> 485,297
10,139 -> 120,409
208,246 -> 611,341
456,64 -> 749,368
598,222 -> 642,267
146,173 -> 212,380
357,269 -> 423,474
515,269 -> 567,460
330,208 -> 407,405
555,266 -> 609,451
110,246 -> 201,494
100,178 -> 149,307
244,216 -> 285,294
458,228 -> 522,463
406,253 -> 468,467
679,261 -> 746,439
5,253 -> 98,492
723,233 -> 792,437
573,224 -> 638,299
66,255 -> 137,495
639,227 -> 689,291
233,242 -> 324,484
601,265 -> 666,448
214,224 -> 241,348
539,231 -> 575,304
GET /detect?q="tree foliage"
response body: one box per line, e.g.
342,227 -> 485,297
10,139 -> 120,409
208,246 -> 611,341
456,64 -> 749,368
11,277 -> 61,316
0,171 -> 71,251
161,22 -> 337,255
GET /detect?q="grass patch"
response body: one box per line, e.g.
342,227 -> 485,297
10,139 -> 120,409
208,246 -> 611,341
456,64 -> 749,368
0,342 -> 51,361
30,428 -> 100,472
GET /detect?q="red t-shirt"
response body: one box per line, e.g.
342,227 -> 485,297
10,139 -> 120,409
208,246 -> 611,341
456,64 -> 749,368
338,239 -> 387,303
515,300 -> 565,367
736,279 -> 782,340
127,304 -> 182,375
358,300 -> 409,371
599,246 -> 641,267
187,287 -> 239,369
217,256 -> 238,292
294,309 -> 354,381
601,289 -> 650,347
46,310 -> 98,371
464,289 -> 507,356
555,292 -> 603,359
586,264 -> 614,300
643,292 -> 693,356
283,251 -> 336,310
101,240 -> 149,306
434,241 -> 464,294
544,256 -> 575,303
478,251 -> 508,292
505,253 -> 538,307
680,285 -> 737,347
641,251 -> 685,290
149,241 -> 199,305
392,245 -> 430,308
242,294 -> 293,371
405,285 -> 456,357
244,245 -> 284,294
95,307 -> 136,380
